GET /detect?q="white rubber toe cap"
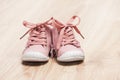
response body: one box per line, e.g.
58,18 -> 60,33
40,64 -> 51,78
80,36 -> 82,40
22,51 -> 49,62
57,51 -> 84,62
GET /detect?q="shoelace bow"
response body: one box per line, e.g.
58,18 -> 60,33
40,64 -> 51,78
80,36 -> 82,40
20,18 -> 53,47
52,16 -> 84,50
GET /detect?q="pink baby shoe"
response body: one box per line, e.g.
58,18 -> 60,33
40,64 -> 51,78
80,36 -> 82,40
52,16 -> 85,62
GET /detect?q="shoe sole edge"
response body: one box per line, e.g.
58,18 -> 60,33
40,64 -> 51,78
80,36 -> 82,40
57,56 -> 84,62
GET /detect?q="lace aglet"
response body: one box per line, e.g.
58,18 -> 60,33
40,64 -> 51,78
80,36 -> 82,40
20,29 -> 31,40
20,36 -> 24,39
80,34 -> 85,39
20,34 -> 26,39
77,31 -> 85,39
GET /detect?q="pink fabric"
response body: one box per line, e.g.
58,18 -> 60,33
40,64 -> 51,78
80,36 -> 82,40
21,16 -> 84,57
20,18 -> 53,47
21,18 -> 53,56
58,45 -> 83,57
52,16 -> 84,50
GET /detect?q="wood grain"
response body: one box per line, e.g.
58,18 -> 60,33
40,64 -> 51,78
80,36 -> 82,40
0,0 -> 120,80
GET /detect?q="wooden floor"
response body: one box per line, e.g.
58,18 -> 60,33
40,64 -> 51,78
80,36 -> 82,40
0,0 -> 120,80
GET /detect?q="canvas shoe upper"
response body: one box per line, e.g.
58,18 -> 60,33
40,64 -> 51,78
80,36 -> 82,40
52,16 -> 85,62
21,18 -> 53,62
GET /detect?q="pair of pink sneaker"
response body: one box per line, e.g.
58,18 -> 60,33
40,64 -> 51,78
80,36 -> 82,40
20,16 -> 85,62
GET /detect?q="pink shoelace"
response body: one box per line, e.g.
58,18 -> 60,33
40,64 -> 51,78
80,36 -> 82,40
20,18 -> 53,47
52,16 -> 84,50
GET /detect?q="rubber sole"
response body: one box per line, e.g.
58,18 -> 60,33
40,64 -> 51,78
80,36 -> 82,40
22,57 -> 49,62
